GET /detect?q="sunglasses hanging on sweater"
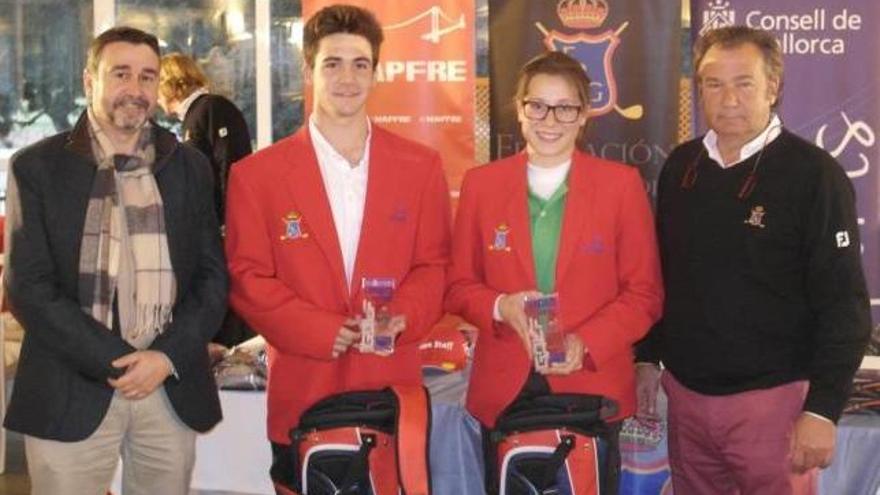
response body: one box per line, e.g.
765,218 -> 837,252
680,123 -> 783,200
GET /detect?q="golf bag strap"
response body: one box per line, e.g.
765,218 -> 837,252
390,385 -> 431,495
540,433 -> 576,489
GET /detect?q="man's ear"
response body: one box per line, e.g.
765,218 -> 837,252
303,63 -> 313,86
83,69 -> 93,101
767,77 -> 780,106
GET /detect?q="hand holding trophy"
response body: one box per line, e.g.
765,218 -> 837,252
524,293 -> 566,372
359,277 -> 405,356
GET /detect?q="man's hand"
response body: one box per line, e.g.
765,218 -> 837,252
635,363 -> 662,420
332,319 -> 361,358
207,342 -> 229,364
790,413 -> 836,473
108,350 -> 173,400
498,291 -> 541,356
542,334 -> 585,375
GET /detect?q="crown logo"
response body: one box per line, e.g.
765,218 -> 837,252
557,0 -> 609,29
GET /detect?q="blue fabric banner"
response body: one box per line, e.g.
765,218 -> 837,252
488,0 -> 683,192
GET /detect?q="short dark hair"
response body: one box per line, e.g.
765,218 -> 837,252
87,26 -> 160,74
303,4 -> 384,69
694,26 -> 784,109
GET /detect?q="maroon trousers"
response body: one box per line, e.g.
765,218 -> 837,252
662,372 -> 817,495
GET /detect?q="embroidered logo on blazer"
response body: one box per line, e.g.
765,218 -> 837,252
390,206 -> 408,223
488,223 -> 512,252
744,205 -> 767,229
581,235 -> 605,254
280,211 -> 309,241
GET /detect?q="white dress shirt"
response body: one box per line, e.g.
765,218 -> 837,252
703,114 -> 783,168
309,116 -> 372,290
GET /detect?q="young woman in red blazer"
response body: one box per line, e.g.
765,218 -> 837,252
446,51 -> 663,492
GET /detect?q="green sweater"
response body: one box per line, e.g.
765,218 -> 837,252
528,182 -> 567,294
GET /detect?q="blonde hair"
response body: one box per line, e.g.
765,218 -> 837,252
159,53 -> 209,103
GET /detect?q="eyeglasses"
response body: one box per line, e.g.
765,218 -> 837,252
521,100 -> 583,124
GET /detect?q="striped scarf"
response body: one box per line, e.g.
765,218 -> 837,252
80,109 -> 176,347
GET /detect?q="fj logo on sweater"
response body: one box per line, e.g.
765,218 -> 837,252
743,205 -> 766,229
836,231 -> 851,248
280,211 -> 309,241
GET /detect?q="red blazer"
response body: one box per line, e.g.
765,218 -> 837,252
446,151 -> 663,426
226,125 -> 451,443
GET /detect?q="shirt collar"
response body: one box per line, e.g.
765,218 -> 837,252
178,87 -> 209,119
703,114 -> 783,168
308,114 -> 372,171
527,160 -> 571,179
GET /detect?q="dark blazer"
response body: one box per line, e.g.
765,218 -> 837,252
183,93 -> 253,347
182,93 -> 252,223
3,113 -> 227,441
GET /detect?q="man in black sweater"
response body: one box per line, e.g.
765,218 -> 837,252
637,26 -> 871,495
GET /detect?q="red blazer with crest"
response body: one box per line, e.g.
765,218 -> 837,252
225,125 -> 451,443
446,151 -> 663,426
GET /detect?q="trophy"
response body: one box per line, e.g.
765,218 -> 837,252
524,293 -> 566,370
360,277 -> 398,355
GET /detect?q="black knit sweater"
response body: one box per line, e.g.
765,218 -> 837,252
638,129 -> 871,422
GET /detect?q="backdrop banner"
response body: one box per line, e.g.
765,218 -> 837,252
488,0 -> 682,192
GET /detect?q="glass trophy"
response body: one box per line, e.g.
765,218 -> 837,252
360,277 -> 396,354
524,293 -> 566,370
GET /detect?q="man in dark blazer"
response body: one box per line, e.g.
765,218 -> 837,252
3,26 -> 226,495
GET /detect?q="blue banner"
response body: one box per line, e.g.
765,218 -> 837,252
692,0 -> 880,324
488,0 -> 683,193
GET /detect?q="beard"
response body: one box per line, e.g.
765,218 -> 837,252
108,95 -> 152,131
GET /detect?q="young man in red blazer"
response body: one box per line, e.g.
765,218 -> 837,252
224,4 -> 451,487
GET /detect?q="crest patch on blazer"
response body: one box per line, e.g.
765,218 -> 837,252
280,211 -> 309,241
488,223 -> 512,252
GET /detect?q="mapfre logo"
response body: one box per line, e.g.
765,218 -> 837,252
375,6 -> 468,83
536,0 -> 644,120
700,0 -> 737,35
